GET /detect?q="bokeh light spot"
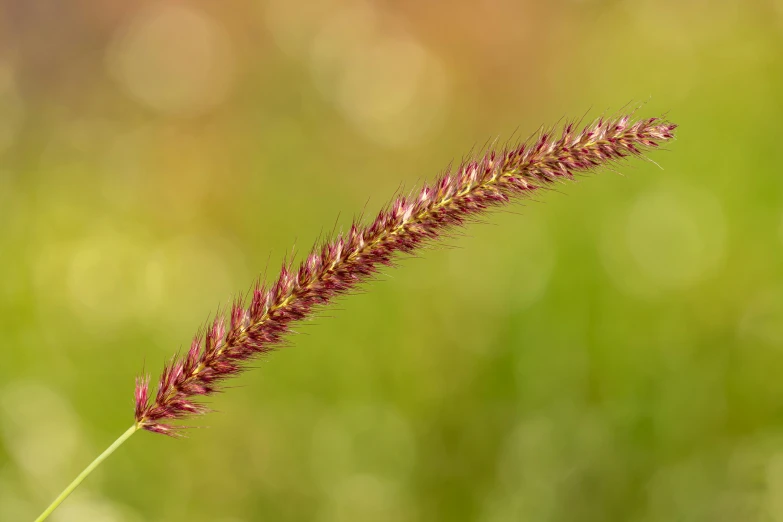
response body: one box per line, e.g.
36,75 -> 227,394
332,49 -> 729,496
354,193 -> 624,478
264,0 -> 344,56
738,287 -> 783,347
0,382 -> 81,482
320,473 -> 414,522
601,184 -> 726,298
65,229 -> 154,327
309,3 -> 449,148
335,36 -> 448,147
310,403 -> 416,486
145,234 -> 246,332
106,4 -> 235,116
52,493 -> 141,522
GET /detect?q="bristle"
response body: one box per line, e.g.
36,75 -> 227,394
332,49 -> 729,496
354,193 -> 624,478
134,113 -> 677,433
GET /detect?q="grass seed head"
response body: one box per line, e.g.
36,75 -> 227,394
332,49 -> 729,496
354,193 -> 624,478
135,112 -> 677,435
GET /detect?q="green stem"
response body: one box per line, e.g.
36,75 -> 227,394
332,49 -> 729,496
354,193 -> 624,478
33,424 -> 139,522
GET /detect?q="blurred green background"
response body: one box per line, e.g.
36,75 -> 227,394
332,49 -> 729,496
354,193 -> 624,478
1,0 -> 782,521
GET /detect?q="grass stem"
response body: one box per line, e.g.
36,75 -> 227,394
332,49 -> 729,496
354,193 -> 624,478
33,424 -> 138,522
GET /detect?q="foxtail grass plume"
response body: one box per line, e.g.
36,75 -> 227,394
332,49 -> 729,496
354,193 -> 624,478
134,112 -> 676,436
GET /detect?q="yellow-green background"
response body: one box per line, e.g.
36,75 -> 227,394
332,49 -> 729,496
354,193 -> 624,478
1,1 -> 782,521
